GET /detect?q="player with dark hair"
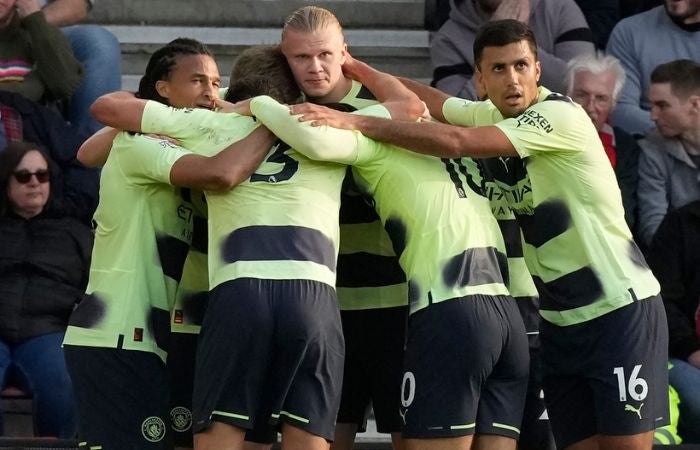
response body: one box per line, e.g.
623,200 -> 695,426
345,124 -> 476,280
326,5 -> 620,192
291,19 -> 667,450
63,39 -> 274,450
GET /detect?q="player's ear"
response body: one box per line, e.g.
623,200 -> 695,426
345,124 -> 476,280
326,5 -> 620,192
340,42 -> 348,65
155,80 -> 170,99
475,67 -> 485,91
690,94 -> 700,113
534,61 -> 541,83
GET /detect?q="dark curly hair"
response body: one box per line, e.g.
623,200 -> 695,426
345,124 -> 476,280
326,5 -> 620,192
136,38 -> 214,104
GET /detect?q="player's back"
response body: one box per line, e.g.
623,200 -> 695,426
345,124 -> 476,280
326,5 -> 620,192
139,102 -> 347,291
351,145 -> 511,314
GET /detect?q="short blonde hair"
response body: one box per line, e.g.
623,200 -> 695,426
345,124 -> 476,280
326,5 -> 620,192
282,6 -> 343,39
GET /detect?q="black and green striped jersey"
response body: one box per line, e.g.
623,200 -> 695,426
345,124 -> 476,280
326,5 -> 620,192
334,80 -> 407,310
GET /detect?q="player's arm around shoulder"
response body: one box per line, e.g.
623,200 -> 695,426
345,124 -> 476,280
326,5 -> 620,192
77,127 -> 121,167
342,54 -> 425,121
90,91 -> 147,132
170,125 -> 275,191
293,100 -> 517,159
249,95 -> 361,164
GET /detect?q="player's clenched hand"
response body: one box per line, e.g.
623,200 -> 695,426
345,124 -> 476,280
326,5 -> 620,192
290,103 -> 361,130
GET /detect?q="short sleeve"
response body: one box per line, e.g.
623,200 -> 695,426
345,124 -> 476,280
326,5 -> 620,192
113,133 -> 191,185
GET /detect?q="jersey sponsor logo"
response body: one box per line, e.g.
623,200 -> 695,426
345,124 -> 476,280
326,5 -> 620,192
133,327 -> 143,342
625,403 -> 644,420
170,406 -> 193,432
141,416 -> 166,442
516,109 -> 554,133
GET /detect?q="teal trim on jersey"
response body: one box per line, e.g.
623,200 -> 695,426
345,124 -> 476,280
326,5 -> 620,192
450,423 -> 476,430
279,410 -> 310,424
492,422 -> 520,434
212,410 -> 250,421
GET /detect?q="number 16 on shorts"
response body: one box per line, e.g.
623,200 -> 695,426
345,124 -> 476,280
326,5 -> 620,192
613,365 -> 648,402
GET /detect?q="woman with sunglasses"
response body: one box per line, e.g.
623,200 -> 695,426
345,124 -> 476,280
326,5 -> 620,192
0,141 -> 93,438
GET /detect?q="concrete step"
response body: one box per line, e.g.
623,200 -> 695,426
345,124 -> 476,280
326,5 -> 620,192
107,25 -> 431,91
89,0 -> 425,29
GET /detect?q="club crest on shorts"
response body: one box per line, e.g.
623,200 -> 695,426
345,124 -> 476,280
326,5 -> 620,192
171,406 -> 193,432
142,416 -> 166,442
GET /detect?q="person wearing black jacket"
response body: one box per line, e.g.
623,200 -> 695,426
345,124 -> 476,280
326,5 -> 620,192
0,141 -> 92,437
648,200 -> 700,443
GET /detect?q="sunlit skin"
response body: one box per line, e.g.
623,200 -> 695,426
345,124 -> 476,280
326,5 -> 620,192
649,82 -> 697,138
475,40 -> 541,118
0,0 -> 17,27
665,0 -> 700,23
281,26 -> 352,104
570,70 -> 617,131
7,150 -> 50,219
155,54 -> 221,109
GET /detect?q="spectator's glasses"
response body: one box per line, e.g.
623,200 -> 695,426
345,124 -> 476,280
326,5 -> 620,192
12,170 -> 50,184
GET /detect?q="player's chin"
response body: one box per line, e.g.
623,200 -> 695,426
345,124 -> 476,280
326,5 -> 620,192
303,84 -> 329,97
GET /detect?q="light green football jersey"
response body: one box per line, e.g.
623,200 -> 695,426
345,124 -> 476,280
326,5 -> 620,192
63,133 -> 194,362
443,86 -> 660,326
334,80 -> 408,310
141,101 -> 346,290
251,96 -> 511,315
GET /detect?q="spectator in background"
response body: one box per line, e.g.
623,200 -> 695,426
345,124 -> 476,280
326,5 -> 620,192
647,201 -> 700,444
0,90 -> 100,224
0,141 -> 92,438
430,0 -> 594,99
565,52 -> 641,232
637,59 -> 700,247
40,0 -> 121,137
0,0 -> 83,103
573,0 -> 620,49
607,0 -> 700,136
620,0 -> 663,18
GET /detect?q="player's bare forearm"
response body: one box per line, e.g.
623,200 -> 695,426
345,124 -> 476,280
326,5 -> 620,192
90,92 -> 145,132
216,125 -> 276,187
170,126 -> 274,191
342,54 -> 424,121
77,127 -> 119,167
398,77 -> 450,123
292,103 -> 517,158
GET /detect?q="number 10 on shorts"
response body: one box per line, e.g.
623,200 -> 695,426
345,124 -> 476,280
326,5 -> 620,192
613,365 -> 648,402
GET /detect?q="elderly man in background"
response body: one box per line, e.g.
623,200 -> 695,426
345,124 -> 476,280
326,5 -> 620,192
565,52 -> 641,233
